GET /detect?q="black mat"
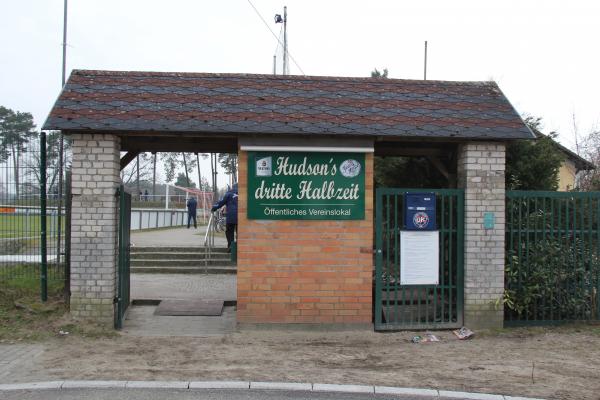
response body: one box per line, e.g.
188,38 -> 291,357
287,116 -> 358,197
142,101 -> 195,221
154,299 -> 224,316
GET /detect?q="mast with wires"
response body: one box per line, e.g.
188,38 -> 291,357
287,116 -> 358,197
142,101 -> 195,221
283,6 -> 288,75
274,6 -> 289,75
247,0 -> 304,75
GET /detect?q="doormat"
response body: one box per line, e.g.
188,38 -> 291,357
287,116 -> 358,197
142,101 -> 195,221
154,300 -> 224,316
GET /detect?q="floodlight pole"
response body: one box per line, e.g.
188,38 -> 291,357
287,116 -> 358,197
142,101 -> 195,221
55,0 -> 68,280
62,0 -> 68,86
152,152 -> 157,199
424,40 -> 428,80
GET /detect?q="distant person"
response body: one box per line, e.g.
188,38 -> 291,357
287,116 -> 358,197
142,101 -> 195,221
144,189 -> 149,201
186,196 -> 198,229
212,183 -> 238,251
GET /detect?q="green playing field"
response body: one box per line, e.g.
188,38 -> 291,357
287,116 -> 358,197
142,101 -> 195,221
0,215 -> 64,239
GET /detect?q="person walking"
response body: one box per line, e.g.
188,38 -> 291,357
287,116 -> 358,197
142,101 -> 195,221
186,196 -> 198,229
211,183 -> 238,250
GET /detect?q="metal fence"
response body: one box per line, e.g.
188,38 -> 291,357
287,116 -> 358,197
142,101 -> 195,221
505,191 -> 600,326
0,135 -> 69,287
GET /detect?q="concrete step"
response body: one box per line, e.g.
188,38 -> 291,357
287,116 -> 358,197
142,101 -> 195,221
130,265 -> 237,274
131,246 -> 229,254
130,252 -> 231,261
131,259 -> 235,267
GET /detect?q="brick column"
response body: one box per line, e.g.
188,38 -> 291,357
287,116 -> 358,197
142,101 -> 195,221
237,151 -> 374,326
69,133 -> 121,325
457,142 -> 506,329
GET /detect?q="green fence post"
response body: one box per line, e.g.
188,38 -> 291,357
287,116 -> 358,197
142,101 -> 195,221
231,240 -> 237,263
40,131 -> 47,302
375,188 -> 383,328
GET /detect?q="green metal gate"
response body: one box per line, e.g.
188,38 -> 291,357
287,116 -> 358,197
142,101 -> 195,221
115,185 -> 131,329
375,188 -> 464,330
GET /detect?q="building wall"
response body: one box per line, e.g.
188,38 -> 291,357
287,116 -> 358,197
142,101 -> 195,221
558,159 -> 577,191
457,142 -> 506,329
69,133 -> 121,325
236,150 -> 374,325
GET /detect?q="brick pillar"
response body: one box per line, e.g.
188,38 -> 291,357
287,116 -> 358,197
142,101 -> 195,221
457,142 -> 506,329
237,151 -> 374,326
69,133 -> 121,325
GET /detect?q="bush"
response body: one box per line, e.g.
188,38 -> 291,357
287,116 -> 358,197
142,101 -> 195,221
504,238 -> 600,320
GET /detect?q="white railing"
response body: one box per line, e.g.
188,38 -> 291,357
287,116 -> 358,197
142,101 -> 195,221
130,208 -> 188,231
203,212 -> 216,269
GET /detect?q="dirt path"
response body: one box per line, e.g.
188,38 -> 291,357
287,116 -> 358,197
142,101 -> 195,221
7,327 -> 600,400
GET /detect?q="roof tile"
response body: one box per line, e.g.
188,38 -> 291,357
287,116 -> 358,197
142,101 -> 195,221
43,70 -> 533,139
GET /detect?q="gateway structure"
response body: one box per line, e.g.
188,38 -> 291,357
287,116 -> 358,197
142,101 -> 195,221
44,70 -> 534,329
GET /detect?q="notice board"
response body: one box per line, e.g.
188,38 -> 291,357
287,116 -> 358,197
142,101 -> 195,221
400,230 -> 439,285
247,152 -> 365,220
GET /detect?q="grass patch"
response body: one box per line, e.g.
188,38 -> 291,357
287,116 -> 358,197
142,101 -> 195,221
0,269 -> 116,342
0,264 -> 65,281
0,215 -> 64,239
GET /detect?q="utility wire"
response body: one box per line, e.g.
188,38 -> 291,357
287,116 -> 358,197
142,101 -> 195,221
246,0 -> 306,75
273,24 -> 283,75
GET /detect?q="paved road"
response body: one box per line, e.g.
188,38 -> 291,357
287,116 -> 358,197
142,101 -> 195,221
0,388 -> 439,400
0,346 -> 44,382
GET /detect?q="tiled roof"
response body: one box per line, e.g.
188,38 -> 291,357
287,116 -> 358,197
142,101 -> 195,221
533,129 -> 595,171
43,70 -> 534,139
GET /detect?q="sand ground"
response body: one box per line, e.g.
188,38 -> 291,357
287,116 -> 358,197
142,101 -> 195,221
4,326 -> 600,400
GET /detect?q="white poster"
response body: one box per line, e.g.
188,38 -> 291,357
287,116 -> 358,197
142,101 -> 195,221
400,230 -> 439,285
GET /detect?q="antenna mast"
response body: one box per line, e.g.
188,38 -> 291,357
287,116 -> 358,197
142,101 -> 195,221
274,6 -> 289,75
283,6 -> 288,75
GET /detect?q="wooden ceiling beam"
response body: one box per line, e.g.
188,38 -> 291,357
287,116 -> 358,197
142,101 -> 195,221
120,150 -> 140,170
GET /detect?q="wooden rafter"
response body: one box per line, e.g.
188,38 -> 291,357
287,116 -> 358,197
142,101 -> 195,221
120,150 -> 140,170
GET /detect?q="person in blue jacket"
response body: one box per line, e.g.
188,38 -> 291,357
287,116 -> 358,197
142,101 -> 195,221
212,183 -> 238,250
186,196 -> 198,229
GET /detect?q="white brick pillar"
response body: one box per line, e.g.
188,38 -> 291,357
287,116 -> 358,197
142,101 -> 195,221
457,142 -> 506,329
69,133 -> 121,325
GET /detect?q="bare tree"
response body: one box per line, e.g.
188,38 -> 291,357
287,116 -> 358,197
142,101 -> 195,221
578,126 -> 600,191
24,132 -> 71,195
218,153 -> 238,184
121,152 -> 153,184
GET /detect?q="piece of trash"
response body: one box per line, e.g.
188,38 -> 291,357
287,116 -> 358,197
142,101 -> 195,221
411,333 -> 439,343
58,330 -> 69,336
453,327 -> 474,340
422,332 -> 440,342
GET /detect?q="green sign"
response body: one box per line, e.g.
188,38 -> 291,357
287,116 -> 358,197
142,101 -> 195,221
247,152 -> 365,220
483,212 -> 495,229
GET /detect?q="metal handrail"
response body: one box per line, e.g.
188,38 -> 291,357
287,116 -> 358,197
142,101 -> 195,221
203,212 -> 217,271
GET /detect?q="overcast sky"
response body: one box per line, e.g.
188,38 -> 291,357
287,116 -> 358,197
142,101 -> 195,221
1,0 -> 599,187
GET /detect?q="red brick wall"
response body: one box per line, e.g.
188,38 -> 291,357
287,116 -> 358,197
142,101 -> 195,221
237,151 -> 373,324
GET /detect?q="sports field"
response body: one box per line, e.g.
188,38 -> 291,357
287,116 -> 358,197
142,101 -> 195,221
0,215 -> 63,239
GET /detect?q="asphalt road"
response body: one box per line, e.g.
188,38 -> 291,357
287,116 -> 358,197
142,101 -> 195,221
0,388 -> 442,400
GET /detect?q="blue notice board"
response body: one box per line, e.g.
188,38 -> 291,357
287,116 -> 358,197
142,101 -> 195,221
404,192 -> 436,231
